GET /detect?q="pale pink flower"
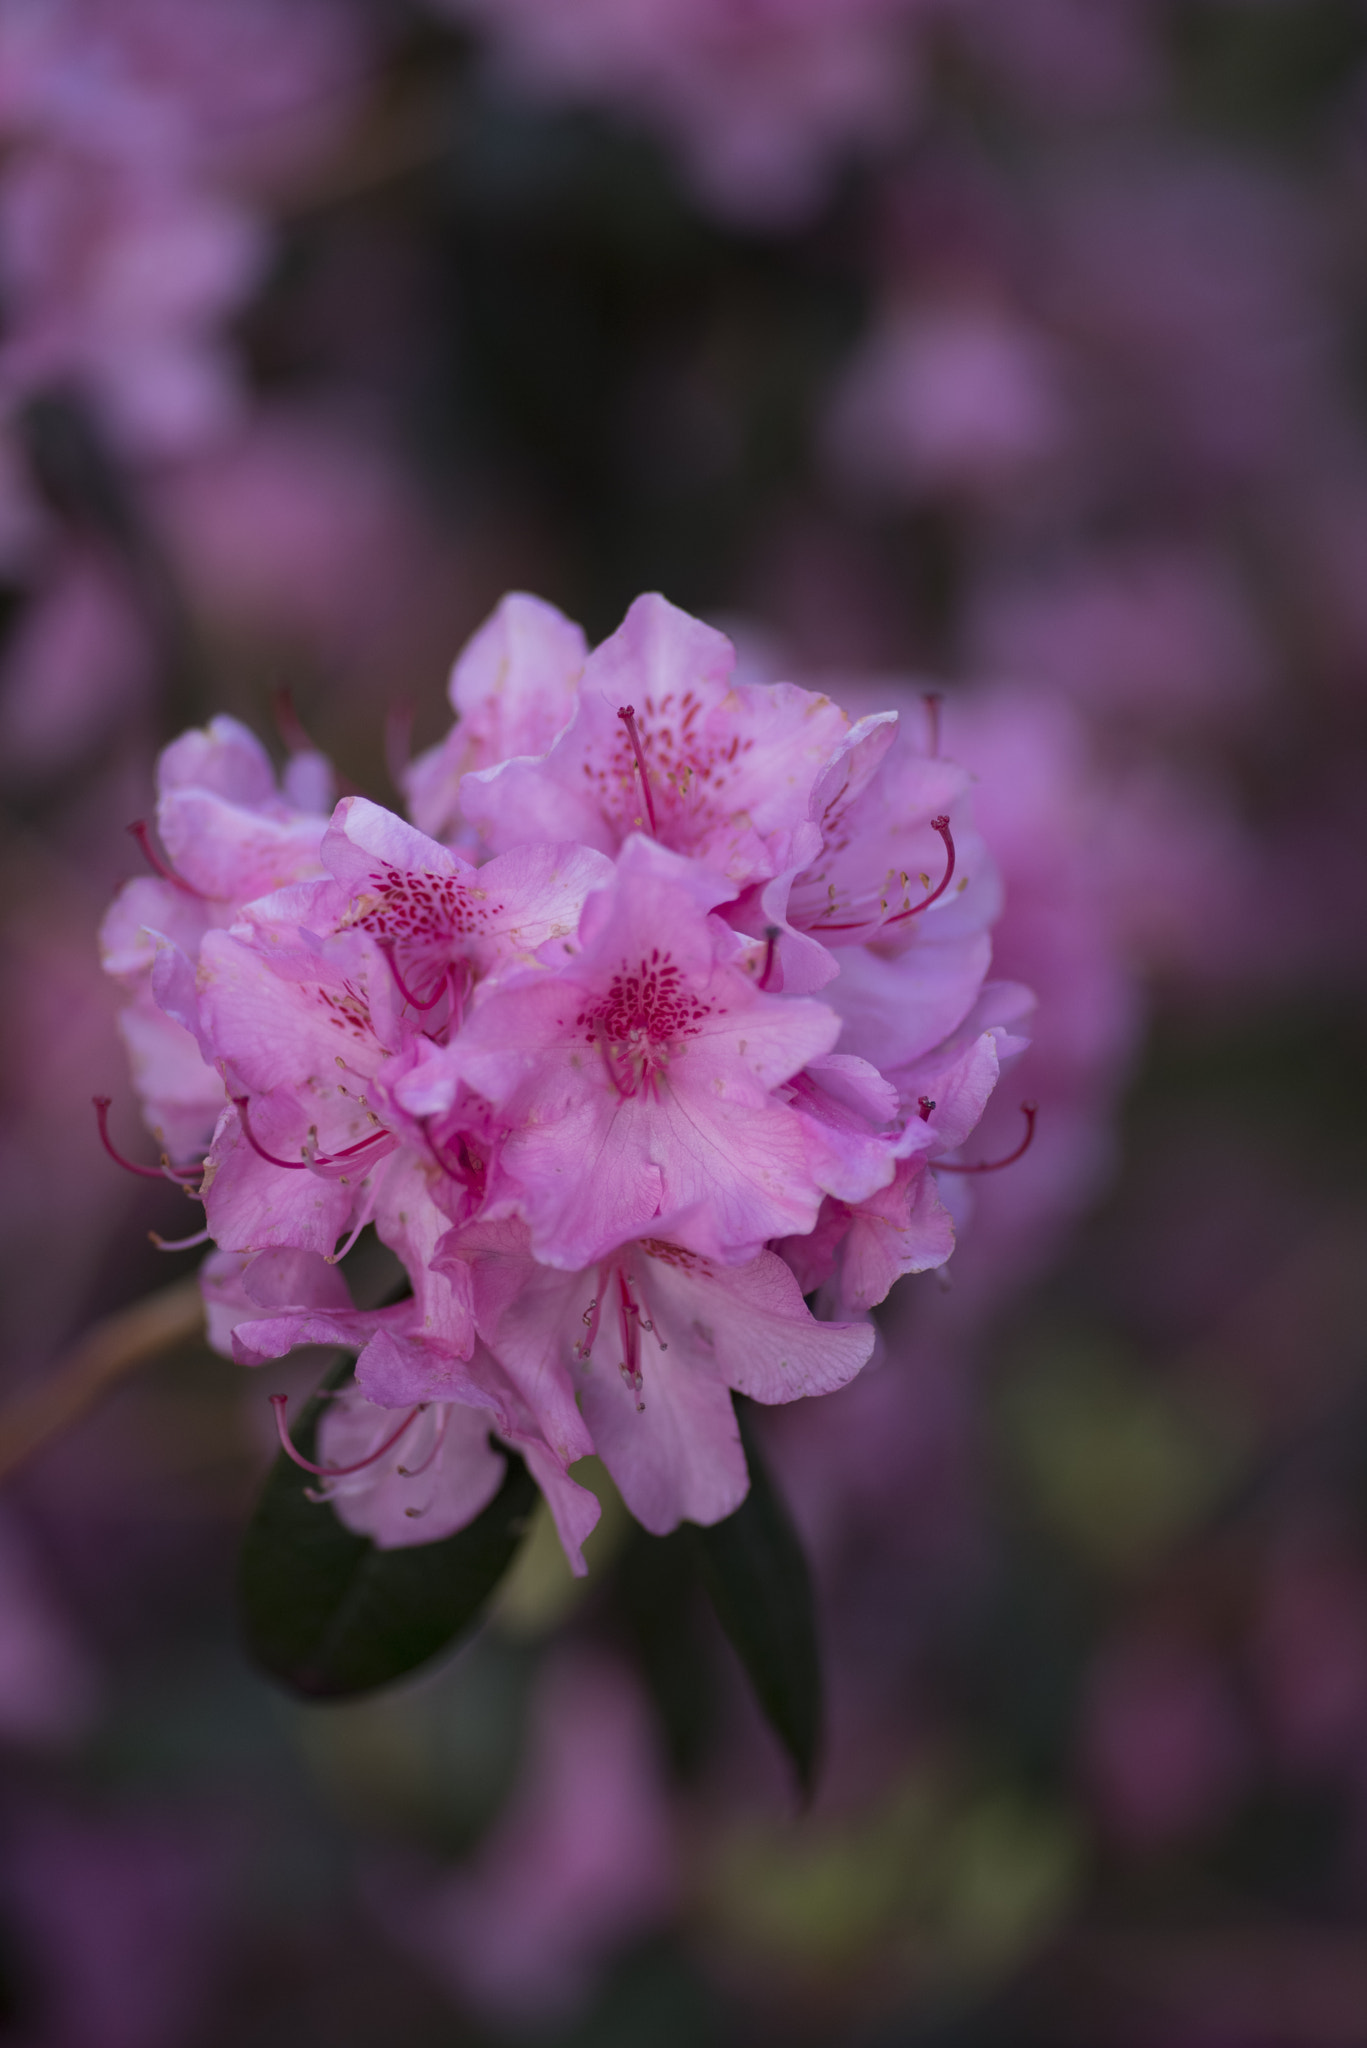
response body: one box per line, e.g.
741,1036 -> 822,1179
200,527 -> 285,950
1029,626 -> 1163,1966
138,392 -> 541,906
444,1217 -> 873,1532
99,714 -> 332,1159
461,592 -> 856,891
401,832 -> 847,1269
103,591 -> 1025,1558
406,591 -> 589,848
202,1246 -> 601,1568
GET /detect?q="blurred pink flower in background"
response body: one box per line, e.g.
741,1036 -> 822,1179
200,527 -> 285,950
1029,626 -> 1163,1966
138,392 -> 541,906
433,0 -> 934,224
0,1808 -> 230,2048
1081,1626 -> 1252,1851
825,296 -> 1074,503
383,1649 -> 675,2025
964,545 -> 1272,735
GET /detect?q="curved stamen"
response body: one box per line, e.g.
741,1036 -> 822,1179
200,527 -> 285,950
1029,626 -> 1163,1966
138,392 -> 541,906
817,816 -> 956,933
149,1225 -> 212,1251
93,1097 -> 203,1183
757,925 -> 781,992
379,941 -> 450,1013
310,1126 -> 391,1168
269,1394 -> 423,1477
937,1102 -> 1038,1175
617,704 -> 658,836
127,820 -> 205,899
881,816 -> 956,926
326,1176 -> 381,1266
398,1405 -> 450,1478
232,1097 -> 307,1170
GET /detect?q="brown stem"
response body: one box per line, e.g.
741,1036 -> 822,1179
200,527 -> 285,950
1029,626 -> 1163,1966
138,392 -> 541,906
0,1277 -> 205,1482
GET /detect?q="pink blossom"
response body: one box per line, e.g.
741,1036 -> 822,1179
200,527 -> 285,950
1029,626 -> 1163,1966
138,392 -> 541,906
204,1247 -> 601,1568
403,833 -> 846,1268
444,1217 -> 873,1532
406,591 -> 589,848
102,591 -> 1022,1556
461,592 -> 856,890
99,714 -> 332,1159
779,1022 -> 1012,1315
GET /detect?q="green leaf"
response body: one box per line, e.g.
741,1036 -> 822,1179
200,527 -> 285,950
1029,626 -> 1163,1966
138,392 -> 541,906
691,1400 -> 823,1797
238,1357 -> 537,1699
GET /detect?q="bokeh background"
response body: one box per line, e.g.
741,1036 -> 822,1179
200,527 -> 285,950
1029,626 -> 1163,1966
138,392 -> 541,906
1,2 -> 1366,2043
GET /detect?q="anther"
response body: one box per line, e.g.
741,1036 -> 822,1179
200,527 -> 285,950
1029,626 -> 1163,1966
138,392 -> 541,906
617,705 -> 658,835
918,1097 -> 935,1121
126,820 -> 205,899
269,1394 -> 423,1477
937,1101 -> 1038,1175
757,925 -> 781,992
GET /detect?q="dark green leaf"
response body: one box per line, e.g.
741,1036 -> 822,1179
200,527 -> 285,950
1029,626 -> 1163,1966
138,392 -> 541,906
239,1357 -> 537,1699
691,1399 -> 823,1796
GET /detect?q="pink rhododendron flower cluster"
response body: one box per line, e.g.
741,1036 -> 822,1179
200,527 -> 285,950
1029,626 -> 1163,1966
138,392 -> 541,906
101,591 -> 1027,1565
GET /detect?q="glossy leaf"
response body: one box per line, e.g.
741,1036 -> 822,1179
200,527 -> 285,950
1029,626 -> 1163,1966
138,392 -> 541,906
239,1357 -> 537,1699
691,1399 -> 823,1796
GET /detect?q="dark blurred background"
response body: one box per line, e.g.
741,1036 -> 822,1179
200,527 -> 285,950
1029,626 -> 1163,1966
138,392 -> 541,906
1,2 -> 1366,2042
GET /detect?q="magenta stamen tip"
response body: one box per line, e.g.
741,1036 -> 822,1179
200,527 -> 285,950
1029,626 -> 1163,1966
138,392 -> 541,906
617,704 -> 659,836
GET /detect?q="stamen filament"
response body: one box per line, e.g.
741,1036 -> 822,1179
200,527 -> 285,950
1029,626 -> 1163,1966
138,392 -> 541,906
93,1097 -> 203,1183
817,816 -> 956,932
311,1127 -> 391,1167
149,1226 -> 212,1251
326,1177 -> 380,1265
233,1097 -> 307,1170
617,704 -> 658,835
269,1394 -> 423,1476
937,1101 -> 1038,1175
379,942 -> 450,1013
127,820 -> 205,899
398,1405 -> 450,1478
